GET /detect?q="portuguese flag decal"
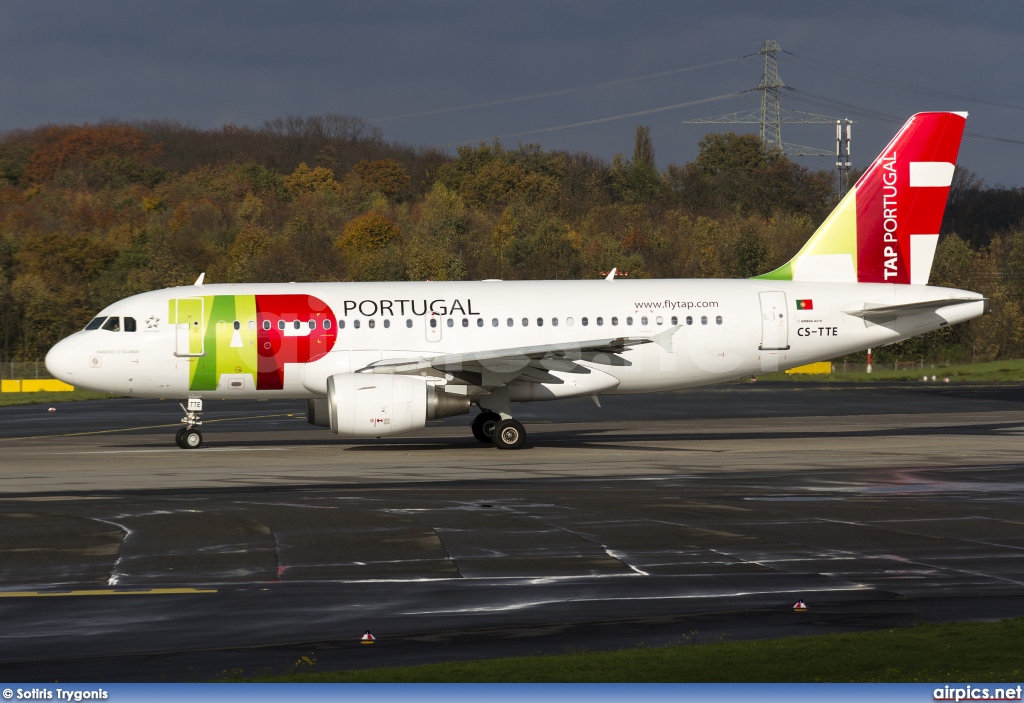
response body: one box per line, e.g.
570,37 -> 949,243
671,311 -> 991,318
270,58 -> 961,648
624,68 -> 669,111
796,299 -> 813,310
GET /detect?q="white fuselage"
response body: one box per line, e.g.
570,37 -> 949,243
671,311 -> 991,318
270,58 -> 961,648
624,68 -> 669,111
46,278 -> 985,403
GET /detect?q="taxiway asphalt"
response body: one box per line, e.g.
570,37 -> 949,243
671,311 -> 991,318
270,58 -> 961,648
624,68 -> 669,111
0,382 -> 1022,680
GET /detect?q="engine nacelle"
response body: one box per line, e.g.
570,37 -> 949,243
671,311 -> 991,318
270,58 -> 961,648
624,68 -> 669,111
324,373 -> 470,437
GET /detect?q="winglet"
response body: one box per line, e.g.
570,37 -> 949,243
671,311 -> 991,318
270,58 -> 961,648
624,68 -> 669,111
605,268 -> 617,281
194,273 -> 205,286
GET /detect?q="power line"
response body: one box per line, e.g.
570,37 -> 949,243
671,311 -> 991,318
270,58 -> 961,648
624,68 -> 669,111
784,42 -> 1024,90
786,52 -> 1024,113
444,91 -> 748,147
786,88 -> 1024,147
370,55 -> 755,123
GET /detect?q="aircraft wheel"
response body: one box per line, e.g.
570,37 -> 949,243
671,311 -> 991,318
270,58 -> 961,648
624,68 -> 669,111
181,429 -> 203,449
492,419 -> 526,450
175,428 -> 188,448
471,411 -> 501,443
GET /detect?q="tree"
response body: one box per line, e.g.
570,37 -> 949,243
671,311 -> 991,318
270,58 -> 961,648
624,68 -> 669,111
342,159 -> 411,202
339,212 -> 399,251
283,163 -> 341,197
694,132 -> 773,175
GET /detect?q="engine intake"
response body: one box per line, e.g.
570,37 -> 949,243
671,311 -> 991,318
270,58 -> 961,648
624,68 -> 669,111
319,373 -> 469,437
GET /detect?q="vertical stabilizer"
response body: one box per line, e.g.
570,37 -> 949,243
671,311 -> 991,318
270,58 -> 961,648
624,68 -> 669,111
756,111 -> 967,285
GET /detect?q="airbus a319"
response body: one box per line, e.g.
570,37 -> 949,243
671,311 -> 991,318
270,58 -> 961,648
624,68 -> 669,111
45,112 -> 986,450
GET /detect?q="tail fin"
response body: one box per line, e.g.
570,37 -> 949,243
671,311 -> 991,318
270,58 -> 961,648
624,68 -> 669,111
756,111 -> 967,285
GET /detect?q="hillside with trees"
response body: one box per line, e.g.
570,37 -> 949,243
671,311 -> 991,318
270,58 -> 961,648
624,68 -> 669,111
0,115 -> 1021,363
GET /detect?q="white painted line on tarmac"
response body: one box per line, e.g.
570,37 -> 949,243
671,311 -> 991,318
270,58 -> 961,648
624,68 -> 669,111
43,446 -> 292,456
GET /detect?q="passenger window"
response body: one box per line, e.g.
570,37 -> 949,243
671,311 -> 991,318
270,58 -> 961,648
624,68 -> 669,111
101,317 -> 121,332
249,320 -> 256,331
336,320 -> 343,329
293,320 -> 301,330
567,317 -> 574,327
430,318 -> 437,329
308,320 -> 316,330
640,316 -> 647,326
701,316 -> 708,325
507,318 -> 513,327
123,317 -> 137,332
656,316 -> 663,325
596,317 -> 603,326
683,316 -> 690,325
353,320 -> 361,329
522,318 -> 529,327
462,318 -> 469,328
716,315 -> 723,325
85,317 -> 106,331
492,318 -> 499,327
611,317 -> 618,326
384,319 -> 391,329
447,319 -> 454,328
477,318 -> 483,327
582,317 -> 589,326
233,320 -> 240,331
263,320 -> 271,330
406,319 -> 412,328
537,318 -> 543,327
552,318 -> 559,327
278,320 -> 285,330
626,317 -> 633,326
368,319 -> 376,329
325,320 -> 333,330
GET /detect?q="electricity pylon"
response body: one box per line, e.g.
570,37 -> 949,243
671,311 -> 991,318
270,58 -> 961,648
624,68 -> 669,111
682,40 -> 846,158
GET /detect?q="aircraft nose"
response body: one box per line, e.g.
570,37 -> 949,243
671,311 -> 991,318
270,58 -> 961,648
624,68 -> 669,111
45,337 -> 77,382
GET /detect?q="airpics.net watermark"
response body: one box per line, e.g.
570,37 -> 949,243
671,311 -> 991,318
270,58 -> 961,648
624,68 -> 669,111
934,685 -> 1023,701
3,689 -> 107,702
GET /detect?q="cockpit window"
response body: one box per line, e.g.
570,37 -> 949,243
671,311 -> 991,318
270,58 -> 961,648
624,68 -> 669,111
85,317 -> 106,331
123,317 -> 137,332
101,317 -> 121,332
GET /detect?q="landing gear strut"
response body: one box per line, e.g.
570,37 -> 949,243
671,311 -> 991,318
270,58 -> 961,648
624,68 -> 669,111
471,411 -> 501,443
176,398 -> 203,449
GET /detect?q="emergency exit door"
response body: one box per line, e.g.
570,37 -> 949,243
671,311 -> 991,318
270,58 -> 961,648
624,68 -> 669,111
758,291 -> 790,351
174,297 -> 205,357
425,313 -> 443,342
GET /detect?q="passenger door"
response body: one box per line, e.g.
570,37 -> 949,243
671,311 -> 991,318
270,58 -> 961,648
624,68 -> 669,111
174,297 -> 206,357
758,291 -> 789,351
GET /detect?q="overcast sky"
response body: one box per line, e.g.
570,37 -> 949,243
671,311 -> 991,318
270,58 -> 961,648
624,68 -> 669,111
2,1 -> 1022,185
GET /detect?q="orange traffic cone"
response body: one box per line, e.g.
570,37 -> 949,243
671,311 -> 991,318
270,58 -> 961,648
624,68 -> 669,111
793,599 -> 808,612
361,630 -> 375,644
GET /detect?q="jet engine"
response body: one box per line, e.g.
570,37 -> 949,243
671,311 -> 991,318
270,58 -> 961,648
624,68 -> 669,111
315,373 -> 470,437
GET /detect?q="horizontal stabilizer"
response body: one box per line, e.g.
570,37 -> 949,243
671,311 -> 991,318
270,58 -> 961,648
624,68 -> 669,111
845,297 -> 986,320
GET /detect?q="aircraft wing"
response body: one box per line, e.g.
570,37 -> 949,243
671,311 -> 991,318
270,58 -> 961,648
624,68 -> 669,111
360,326 -> 679,387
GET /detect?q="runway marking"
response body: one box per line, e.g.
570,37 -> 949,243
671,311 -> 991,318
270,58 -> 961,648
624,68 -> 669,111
0,588 -> 217,598
0,413 -> 297,442
42,447 -> 292,455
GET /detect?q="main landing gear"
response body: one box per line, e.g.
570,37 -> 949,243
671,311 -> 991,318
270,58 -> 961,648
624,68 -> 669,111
470,410 -> 526,450
176,398 -> 203,449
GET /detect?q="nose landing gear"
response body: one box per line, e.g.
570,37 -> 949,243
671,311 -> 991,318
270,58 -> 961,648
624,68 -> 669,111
176,398 -> 204,449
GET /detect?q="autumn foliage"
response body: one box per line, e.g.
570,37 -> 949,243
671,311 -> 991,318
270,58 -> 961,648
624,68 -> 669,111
0,115 -> 1022,363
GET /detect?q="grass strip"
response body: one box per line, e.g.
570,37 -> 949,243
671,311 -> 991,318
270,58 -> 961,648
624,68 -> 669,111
0,390 -> 120,407
761,358 -> 1024,383
256,617 -> 1024,683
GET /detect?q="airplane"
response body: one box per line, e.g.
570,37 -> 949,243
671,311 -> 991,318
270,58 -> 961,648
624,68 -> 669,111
45,111 -> 986,450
